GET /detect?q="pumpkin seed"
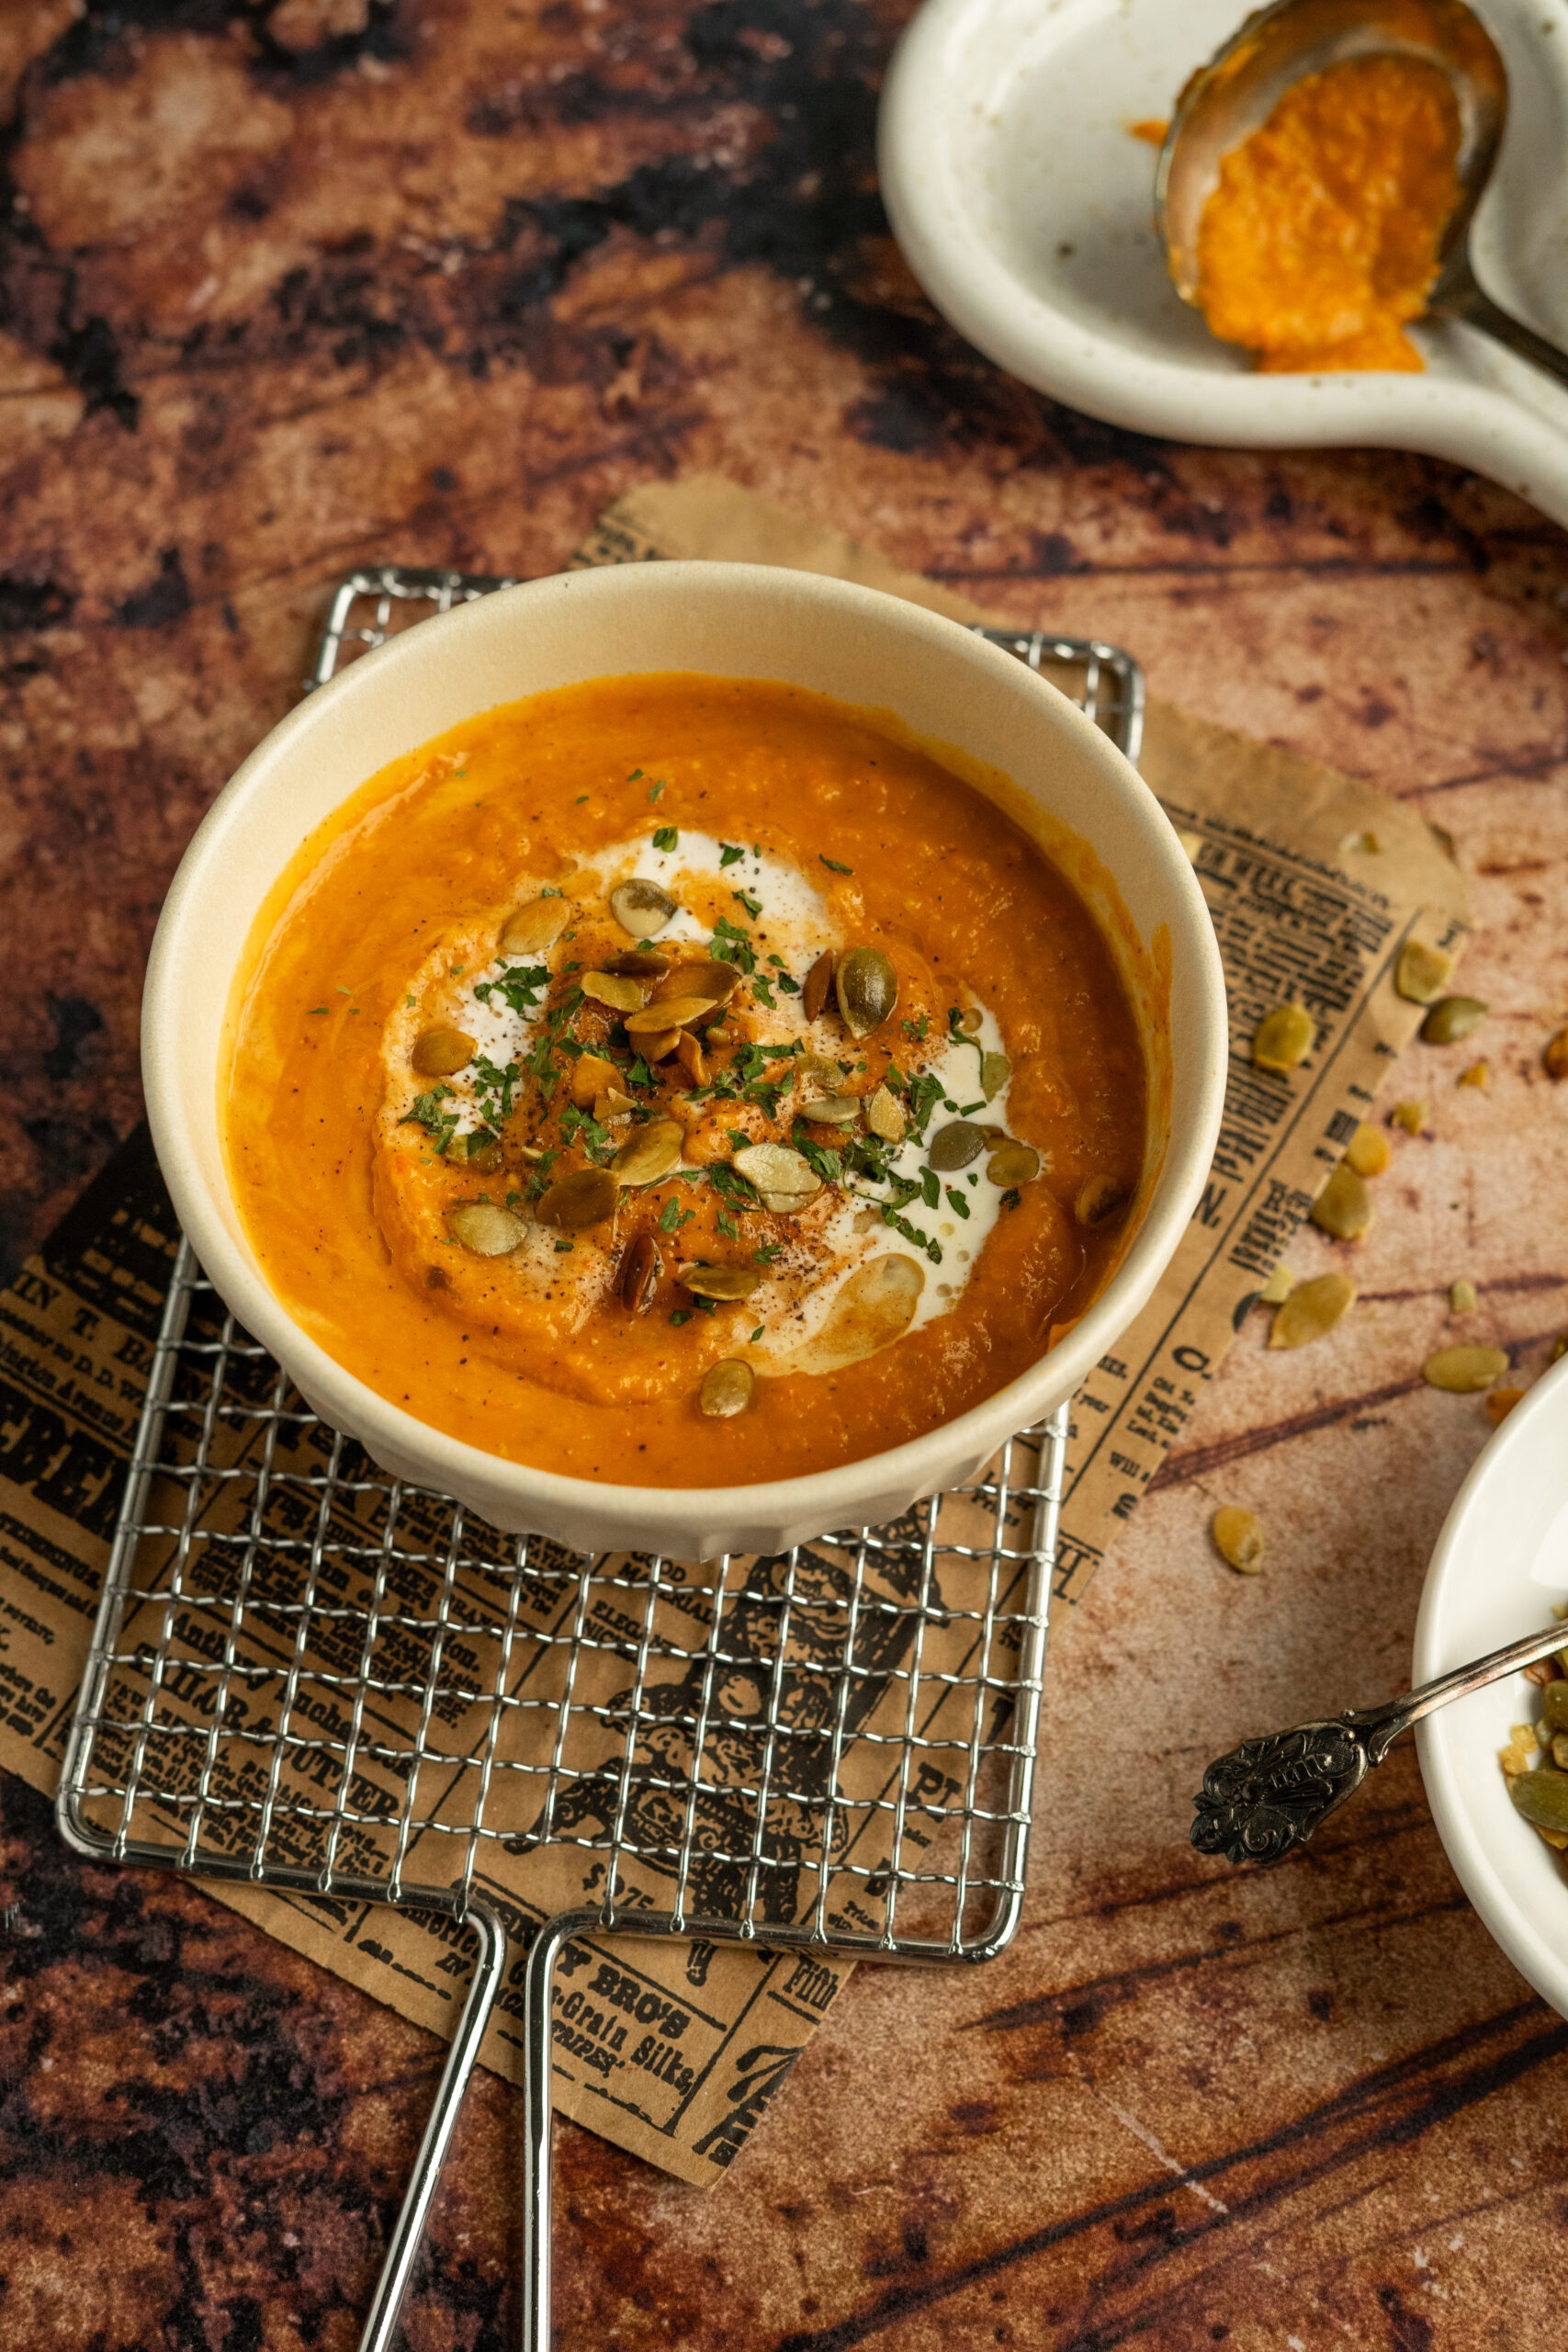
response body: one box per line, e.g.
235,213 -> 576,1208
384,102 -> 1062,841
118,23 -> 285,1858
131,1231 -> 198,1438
619,1231 -> 660,1315
803,949 -> 834,1023
1509,1764 -> 1568,1835
699,1359 -> 755,1418
1395,939 -> 1453,1004
1076,1174 -> 1127,1228
1392,1098 -> 1427,1136
603,948 -> 671,978
593,1089 -> 637,1122
1252,1001 -> 1314,1073
639,1027 -> 681,1062
610,877 -> 677,938
800,1094 -> 863,1125
581,971 -> 645,1013
1269,1272 -> 1355,1349
814,1253 -> 924,1362
987,1140 -> 1040,1186
448,1201 -> 526,1256
835,945 -> 898,1039
463,1132 -> 503,1175
957,1004 -> 983,1033
537,1167 -> 618,1227
625,994 -> 716,1035
500,896 -> 570,956
734,1141 -> 818,1196
652,958 -> 738,1008
796,1054 -> 841,1091
929,1120 -> 987,1171
412,1025 -> 475,1078
1212,1505 -> 1264,1574
674,1030 -> 708,1089
1310,1162 -> 1373,1240
1450,1278 -> 1477,1315
758,1188 -> 818,1215
1544,1026 -> 1568,1081
571,1053 -> 618,1108
678,1263 -> 762,1301
1421,994 -> 1487,1046
980,1050 -> 1010,1102
1458,1059 -> 1488,1088
1486,1385 -> 1525,1427
611,1120 -> 684,1186
1259,1264 -> 1294,1306
1346,1121 -> 1391,1178
1423,1343 -> 1509,1393
867,1085 -> 905,1144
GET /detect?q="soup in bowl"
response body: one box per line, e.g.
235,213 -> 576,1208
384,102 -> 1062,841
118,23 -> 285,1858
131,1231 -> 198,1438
143,563 -> 1226,1557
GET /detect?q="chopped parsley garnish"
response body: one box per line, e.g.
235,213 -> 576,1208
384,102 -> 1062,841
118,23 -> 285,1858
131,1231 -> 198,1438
307,1006 -> 328,1016
474,961 -> 549,1015
404,994 -> 415,1009
921,1168 -> 940,1208
575,794 -> 589,805
945,1187 -> 971,1220
958,1099 -> 985,1116
709,914 -> 757,975
716,1211 -> 739,1240
752,1242 -> 784,1265
731,888 -> 761,920
750,975 -> 776,1010
669,1307 -> 692,1326
901,1013 -> 930,1043
708,1160 -> 761,1208
400,1086 -> 459,1157
628,768 -> 644,781
750,1326 -> 764,1343
471,1052 -> 521,1126
719,842 -> 745,867
539,885 -> 562,899
902,1071 -> 946,1140
820,855 -> 852,875
794,1131 -> 843,1185
647,777 -> 664,800
882,1204 -> 942,1264
652,825 -> 678,853
658,1197 -> 695,1234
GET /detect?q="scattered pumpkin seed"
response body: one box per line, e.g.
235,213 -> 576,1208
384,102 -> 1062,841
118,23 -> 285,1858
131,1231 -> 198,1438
929,1120 -> 987,1171
1346,1122 -> 1391,1178
1420,994 -> 1487,1046
734,1142 -> 819,1199
1310,1162 -> 1373,1240
802,949 -> 834,1023
537,1166 -> 618,1227
593,1088 -> 637,1122
448,1201 -> 526,1257
1076,1174 -> 1127,1229
1251,1001 -> 1314,1073
625,995 -> 716,1035
1458,1059 -> 1488,1088
981,1050 -> 1010,1102
1422,1343 -> 1509,1394
603,948 -> 671,978
611,1120 -> 684,1186
757,1188 -> 818,1215
835,945 -> 898,1039
1486,1385 -> 1525,1427
1391,1098 -> 1427,1136
1545,1026 -> 1568,1081
640,1027 -> 681,1061
699,1359 -> 755,1418
581,971 -> 645,1013
800,1093 -> 863,1125
678,1263 -> 762,1301
463,1133 -> 502,1175
1259,1264 -> 1294,1306
867,1084 -> 905,1144
412,1025 -> 476,1078
500,896 -> 570,956
610,877 -> 677,938
674,1030 -> 708,1089
652,957 -> 738,1008
1212,1505 -> 1264,1575
1394,939 -> 1453,1004
1545,1681 -> 1568,1732
620,1231 -> 660,1315
1450,1278 -> 1477,1315
1509,1765 -> 1568,1836
987,1139 -> 1040,1187
1269,1272 -> 1355,1350
571,1053 -> 618,1109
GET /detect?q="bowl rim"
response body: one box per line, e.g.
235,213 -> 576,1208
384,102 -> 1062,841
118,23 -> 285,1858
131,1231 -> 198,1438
143,558 -> 1227,1533
1414,1351 -> 1568,2015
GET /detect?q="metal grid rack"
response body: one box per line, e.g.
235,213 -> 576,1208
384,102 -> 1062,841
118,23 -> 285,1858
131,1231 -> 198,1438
56,562 -> 1143,2352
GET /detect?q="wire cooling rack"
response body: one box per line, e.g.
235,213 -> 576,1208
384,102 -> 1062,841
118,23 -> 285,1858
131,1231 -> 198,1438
56,561 -> 1142,2352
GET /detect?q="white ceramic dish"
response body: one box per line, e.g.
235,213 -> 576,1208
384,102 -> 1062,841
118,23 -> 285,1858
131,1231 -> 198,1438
142,560 -> 1225,1559
879,0 -> 1568,526
1415,1354 -> 1568,2016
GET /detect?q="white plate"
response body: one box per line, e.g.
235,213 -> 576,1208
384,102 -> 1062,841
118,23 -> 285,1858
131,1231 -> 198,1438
1415,1354 -> 1568,2017
879,0 -> 1568,526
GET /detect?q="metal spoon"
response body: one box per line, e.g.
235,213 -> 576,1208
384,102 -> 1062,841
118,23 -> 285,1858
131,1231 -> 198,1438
1191,1616 -> 1568,1865
1155,0 -> 1568,391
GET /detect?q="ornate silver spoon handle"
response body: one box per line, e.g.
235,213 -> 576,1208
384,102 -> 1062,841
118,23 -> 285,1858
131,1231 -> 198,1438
1191,1618 -> 1567,1865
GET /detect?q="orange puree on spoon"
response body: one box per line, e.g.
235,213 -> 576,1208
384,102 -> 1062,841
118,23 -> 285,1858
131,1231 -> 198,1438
1194,51 -> 1462,373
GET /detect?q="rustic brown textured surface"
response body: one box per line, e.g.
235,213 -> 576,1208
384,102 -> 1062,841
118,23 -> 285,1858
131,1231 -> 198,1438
3,1 -> 1568,2346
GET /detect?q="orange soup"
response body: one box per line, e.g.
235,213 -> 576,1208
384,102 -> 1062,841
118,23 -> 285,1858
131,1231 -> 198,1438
1196,53 -> 1461,373
223,675 -> 1147,1487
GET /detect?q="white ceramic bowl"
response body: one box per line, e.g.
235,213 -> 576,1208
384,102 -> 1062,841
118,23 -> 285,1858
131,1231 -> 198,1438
1415,1353 -> 1568,2016
142,560 -> 1226,1559
879,0 -> 1568,528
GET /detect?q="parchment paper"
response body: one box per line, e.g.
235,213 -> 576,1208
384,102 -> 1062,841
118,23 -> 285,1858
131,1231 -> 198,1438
0,477 -> 1467,2183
